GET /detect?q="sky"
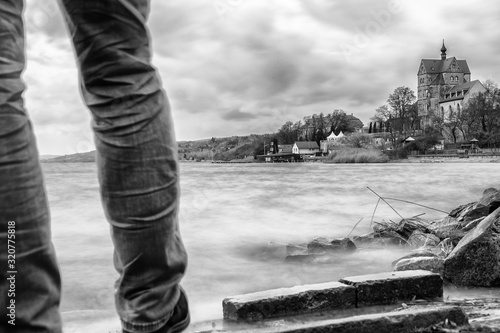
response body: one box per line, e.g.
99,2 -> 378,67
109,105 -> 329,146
22,0 -> 500,155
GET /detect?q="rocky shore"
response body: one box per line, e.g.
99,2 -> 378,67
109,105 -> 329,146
271,187 -> 500,332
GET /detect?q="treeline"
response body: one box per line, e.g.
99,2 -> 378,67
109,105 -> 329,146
177,110 -> 364,161
275,109 -> 363,146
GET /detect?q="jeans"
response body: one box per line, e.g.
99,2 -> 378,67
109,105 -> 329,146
0,1 -> 188,332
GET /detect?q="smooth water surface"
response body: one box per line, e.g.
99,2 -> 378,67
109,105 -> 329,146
42,162 -> 499,326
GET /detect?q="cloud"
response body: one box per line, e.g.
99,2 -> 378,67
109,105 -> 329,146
20,0 -> 500,153
222,109 -> 257,121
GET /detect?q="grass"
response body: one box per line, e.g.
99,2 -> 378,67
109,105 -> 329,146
326,148 -> 390,163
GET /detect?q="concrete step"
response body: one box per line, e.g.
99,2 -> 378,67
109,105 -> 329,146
223,282 -> 356,321
195,306 -> 467,333
339,270 -> 443,306
223,270 -> 443,322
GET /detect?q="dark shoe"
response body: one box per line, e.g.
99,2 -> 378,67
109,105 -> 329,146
123,287 -> 190,333
155,287 -> 190,333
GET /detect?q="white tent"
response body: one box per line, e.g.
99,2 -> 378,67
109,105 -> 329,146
327,131 -> 345,141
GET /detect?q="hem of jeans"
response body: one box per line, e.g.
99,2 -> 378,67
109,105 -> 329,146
121,309 -> 173,333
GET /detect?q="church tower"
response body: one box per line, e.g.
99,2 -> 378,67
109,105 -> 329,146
417,41 -> 471,129
440,40 -> 447,60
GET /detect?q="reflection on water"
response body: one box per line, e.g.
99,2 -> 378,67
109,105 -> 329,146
42,162 -> 500,323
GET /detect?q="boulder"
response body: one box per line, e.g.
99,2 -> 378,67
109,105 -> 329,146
444,207 -> 500,287
397,216 -> 433,238
408,230 -> 440,248
479,188 -> 500,213
353,232 -> 408,248
429,216 -> 466,243
394,257 -> 445,275
391,249 -> 437,268
455,202 -> 489,224
307,237 -> 357,254
462,216 -> 485,232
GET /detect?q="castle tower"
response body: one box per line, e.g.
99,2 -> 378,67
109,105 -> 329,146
440,40 -> 447,60
417,41 -> 471,129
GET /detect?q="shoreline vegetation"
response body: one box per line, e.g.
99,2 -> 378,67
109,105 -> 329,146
41,148 -> 500,164
325,148 -> 390,163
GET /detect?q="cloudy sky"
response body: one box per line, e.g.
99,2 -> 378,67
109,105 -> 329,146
23,0 -> 500,155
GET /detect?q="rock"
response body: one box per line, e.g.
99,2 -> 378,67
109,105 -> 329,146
222,282 -> 356,321
397,216 -> 433,238
391,249 -> 437,268
444,207 -> 500,287
353,232 -> 408,247
479,188 -> 500,213
307,237 -> 357,254
456,203 -> 489,224
463,217 -> 486,232
286,244 -> 308,256
449,202 -> 473,218
339,270 -> 443,306
408,230 -> 441,248
394,257 -> 445,275
436,238 -> 455,257
429,216 -> 466,242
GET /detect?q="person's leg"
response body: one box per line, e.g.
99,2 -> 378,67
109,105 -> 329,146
57,1 -> 188,332
0,1 -> 62,332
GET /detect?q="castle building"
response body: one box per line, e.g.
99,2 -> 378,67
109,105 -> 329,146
417,41 -> 485,128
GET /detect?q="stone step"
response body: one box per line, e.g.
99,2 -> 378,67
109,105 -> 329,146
223,270 -> 443,321
223,282 -> 356,321
196,306 -> 467,333
339,270 -> 443,307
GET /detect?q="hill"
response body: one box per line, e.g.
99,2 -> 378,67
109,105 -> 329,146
42,151 -> 96,163
40,134 -> 272,163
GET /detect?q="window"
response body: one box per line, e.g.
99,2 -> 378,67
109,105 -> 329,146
455,75 -> 459,81
441,107 -> 445,119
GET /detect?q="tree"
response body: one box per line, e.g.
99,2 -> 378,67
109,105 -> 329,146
276,121 -> 296,144
324,109 -> 361,134
371,105 -> 391,122
462,87 -> 500,147
387,86 -> 416,135
387,86 -> 416,119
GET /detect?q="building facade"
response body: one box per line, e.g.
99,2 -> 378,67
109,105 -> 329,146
417,41 -> 472,127
438,80 -> 486,120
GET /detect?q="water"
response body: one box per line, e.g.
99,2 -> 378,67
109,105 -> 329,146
42,162 -> 499,328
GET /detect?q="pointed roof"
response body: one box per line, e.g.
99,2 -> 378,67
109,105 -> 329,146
439,80 -> 485,102
418,42 -> 471,75
441,40 -> 447,53
294,141 -> 320,149
441,40 -> 447,59
419,58 -> 470,75
447,80 -> 482,93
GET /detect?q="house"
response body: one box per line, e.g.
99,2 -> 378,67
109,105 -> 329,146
278,144 -> 293,154
438,80 -> 486,120
292,141 -> 320,155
